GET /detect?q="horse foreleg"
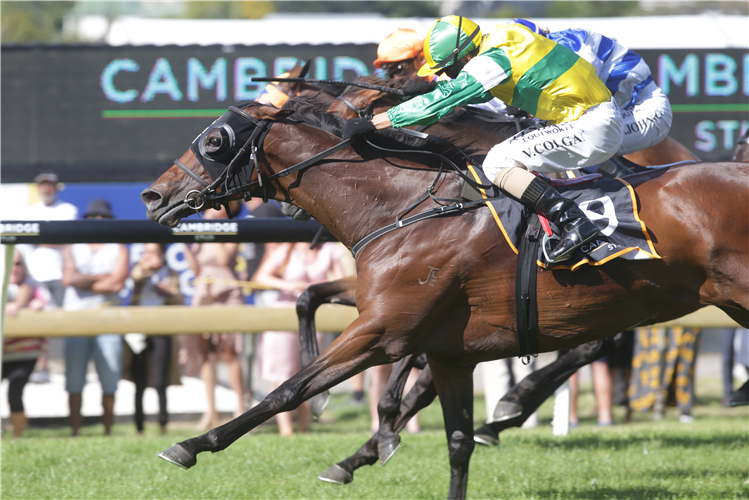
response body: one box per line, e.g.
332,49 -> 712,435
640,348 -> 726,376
159,317 -> 391,470
297,276 -> 358,366
377,353 -> 431,463
474,337 -> 616,445
375,353 -> 425,465
428,355 -> 476,500
318,360 -> 437,485
296,276 -> 358,418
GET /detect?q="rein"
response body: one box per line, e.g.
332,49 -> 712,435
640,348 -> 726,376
186,103 -> 499,260
252,77 -> 406,96
204,131 -> 353,206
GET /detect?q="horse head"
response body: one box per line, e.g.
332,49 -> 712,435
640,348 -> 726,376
141,104 -> 294,227
142,95 -> 483,254
329,75 -> 435,119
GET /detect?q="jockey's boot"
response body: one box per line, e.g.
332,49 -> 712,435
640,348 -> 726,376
596,156 -> 634,178
520,177 -> 601,264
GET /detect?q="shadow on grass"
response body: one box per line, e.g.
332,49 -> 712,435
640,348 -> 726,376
533,486 -> 693,499
511,432 -> 747,451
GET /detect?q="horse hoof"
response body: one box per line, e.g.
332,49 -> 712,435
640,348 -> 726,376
318,464 -> 353,485
492,401 -> 523,422
378,435 -> 401,465
473,425 -> 499,446
159,444 -> 197,469
309,391 -> 331,420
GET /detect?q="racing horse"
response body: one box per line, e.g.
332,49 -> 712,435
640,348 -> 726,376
143,98 -> 749,500
296,78 -> 703,436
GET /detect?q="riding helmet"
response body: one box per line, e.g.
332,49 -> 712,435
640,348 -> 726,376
418,15 -> 482,77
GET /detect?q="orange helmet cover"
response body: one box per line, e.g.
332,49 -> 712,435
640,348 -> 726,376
373,28 -> 425,68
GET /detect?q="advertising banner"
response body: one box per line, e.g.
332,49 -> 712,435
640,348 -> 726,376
2,44 -> 747,183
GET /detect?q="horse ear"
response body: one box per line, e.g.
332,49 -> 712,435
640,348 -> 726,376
299,59 -> 312,78
254,106 -> 295,122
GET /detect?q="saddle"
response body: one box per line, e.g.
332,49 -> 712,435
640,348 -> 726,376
461,166 -> 661,358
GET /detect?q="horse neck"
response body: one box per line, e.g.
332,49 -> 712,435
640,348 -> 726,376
329,92 -> 397,119
259,123 -> 459,249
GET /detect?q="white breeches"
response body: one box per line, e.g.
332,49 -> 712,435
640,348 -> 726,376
482,98 -> 623,178
616,83 -> 673,156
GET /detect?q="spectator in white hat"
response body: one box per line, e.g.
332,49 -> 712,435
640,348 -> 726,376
17,173 -> 78,384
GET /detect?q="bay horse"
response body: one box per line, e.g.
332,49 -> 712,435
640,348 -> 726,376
296,77 -> 705,445
143,98 -> 749,500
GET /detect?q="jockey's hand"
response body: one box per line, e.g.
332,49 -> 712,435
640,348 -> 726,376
342,118 -> 376,140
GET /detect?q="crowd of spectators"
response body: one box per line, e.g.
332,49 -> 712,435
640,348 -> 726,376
2,174 -> 394,437
3,173 -> 747,439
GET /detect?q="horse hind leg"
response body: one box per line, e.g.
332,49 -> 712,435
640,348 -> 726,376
476,338 -> 615,445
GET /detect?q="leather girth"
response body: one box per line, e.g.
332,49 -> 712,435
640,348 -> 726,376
515,210 -> 542,358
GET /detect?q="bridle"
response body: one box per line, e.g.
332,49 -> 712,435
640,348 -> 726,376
174,102 -> 496,258
175,104 -> 353,214
175,106 -> 272,215
335,95 -> 372,118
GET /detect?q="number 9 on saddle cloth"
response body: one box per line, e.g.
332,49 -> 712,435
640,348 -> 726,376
464,170 -> 660,271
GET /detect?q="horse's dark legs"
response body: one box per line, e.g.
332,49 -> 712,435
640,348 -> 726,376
729,378 -> 749,406
297,276 -> 358,367
159,319 -> 392,469
318,356 -> 436,485
428,355 -> 476,500
475,337 -> 617,444
296,276 -> 357,417
376,353 -> 429,464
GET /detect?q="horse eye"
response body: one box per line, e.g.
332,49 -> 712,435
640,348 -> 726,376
204,128 -> 231,156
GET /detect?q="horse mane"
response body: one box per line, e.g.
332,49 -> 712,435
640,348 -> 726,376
343,74 -> 437,99
281,96 -> 347,135
279,96 -> 483,167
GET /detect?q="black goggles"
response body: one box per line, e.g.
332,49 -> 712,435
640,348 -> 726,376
380,60 -> 413,78
189,106 -> 263,187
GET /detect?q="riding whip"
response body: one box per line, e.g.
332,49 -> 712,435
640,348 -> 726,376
251,77 -> 405,96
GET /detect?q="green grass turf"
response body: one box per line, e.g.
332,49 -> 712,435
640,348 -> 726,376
3,378 -> 748,499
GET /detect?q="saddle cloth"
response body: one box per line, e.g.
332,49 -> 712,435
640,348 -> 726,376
465,165 -> 661,271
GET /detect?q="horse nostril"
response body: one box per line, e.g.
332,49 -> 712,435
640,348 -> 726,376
141,189 -> 163,208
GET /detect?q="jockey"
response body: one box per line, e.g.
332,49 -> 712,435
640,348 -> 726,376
375,28 -> 514,117
342,16 -> 623,264
373,28 -> 428,80
515,19 -> 673,175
